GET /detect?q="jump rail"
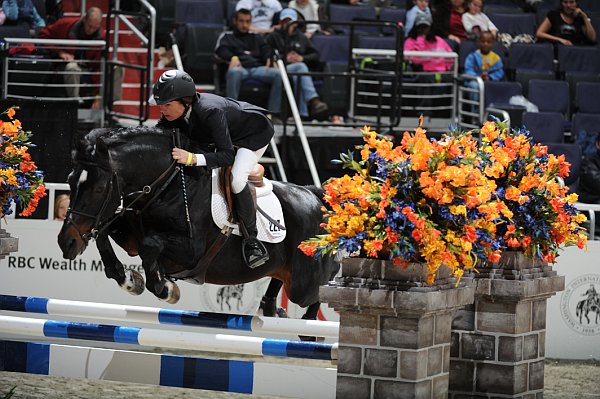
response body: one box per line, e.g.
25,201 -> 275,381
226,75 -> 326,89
0,294 -> 339,338
0,315 -> 337,362
0,339 -> 336,398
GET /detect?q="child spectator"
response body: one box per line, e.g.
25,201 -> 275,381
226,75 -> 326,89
462,0 -> 497,39
404,11 -> 453,72
464,30 -> 503,81
2,0 -> 46,30
54,193 -> 69,221
405,0 -> 432,37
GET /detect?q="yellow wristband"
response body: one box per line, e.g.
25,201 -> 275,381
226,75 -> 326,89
186,152 -> 193,166
231,56 -> 239,61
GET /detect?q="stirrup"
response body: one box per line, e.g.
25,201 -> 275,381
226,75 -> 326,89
242,237 -> 269,269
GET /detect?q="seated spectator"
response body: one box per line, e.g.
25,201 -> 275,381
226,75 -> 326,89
54,193 -> 69,221
405,0 -> 432,38
215,9 -> 282,114
266,8 -> 328,120
235,0 -> 282,34
463,30 -> 504,113
288,0 -> 330,39
462,0 -> 497,39
37,7 -> 103,108
1,0 -> 46,30
404,11 -> 453,72
432,0 -> 467,50
578,131 -> 600,204
536,0 -> 596,46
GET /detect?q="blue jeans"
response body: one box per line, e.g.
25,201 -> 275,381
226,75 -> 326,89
286,62 -> 319,117
226,66 -> 282,113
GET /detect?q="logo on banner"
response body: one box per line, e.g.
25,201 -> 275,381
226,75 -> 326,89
560,274 -> 600,336
201,279 -> 269,315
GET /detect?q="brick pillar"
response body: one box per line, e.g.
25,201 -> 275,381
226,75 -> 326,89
320,258 -> 475,399
449,252 -> 565,398
0,228 -> 18,260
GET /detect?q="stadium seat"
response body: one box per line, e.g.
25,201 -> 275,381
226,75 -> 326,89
311,34 -> 350,64
357,35 -> 398,50
483,80 -> 522,109
183,24 -> 225,84
575,82 -> 600,114
507,43 -> 554,74
379,7 -> 405,36
522,111 -> 565,144
487,13 -> 536,36
328,4 -> 378,34
175,0 -> 224,25
528,79 -> 570,117
572,113 -> 600,146
545,143 -> 583,187
514,70 -> 554,97
558,46 -> 600,76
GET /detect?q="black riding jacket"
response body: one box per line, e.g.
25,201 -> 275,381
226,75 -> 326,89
578,150 -> 600,204
214,28 -> 273,68
156,93 -> 274,169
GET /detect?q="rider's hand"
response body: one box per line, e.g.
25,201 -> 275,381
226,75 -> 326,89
172,148 -> 195,166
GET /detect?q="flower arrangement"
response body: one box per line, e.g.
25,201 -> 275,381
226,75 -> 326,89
299,119 -> 587,284
0,107 -> 46,217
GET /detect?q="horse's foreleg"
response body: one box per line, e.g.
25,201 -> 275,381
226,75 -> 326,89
96,233 -> 144,295
259,279 -> 287,317
139,235 -> 180,304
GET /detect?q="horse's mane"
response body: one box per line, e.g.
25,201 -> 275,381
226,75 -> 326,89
75,126 -> 174,162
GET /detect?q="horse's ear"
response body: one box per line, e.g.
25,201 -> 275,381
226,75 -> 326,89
94,138 -> 109,158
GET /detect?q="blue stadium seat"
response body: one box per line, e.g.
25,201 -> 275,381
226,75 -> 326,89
357,35 -> 398,50
328,4 -> 378,34
483,80 -> 522,109
487,13 -> 536,36
528,79 -> 570,115
507,43 -> 554,73
558,46 -> 600,75
175,0 -> 224,25
522,111 -> 565,144
575,82 -> 600,114
379,7 -> 405,36
545,143 -> 583,187
572,113 -> 600,145
311,34 -> 350,64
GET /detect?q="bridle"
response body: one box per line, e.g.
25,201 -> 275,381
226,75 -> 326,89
66,157 -> 180,244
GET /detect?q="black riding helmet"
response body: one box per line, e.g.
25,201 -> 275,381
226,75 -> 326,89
150,69 -> 196,105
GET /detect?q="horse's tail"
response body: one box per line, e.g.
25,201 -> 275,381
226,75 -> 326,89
576,300 -> 585,316
305,185 -> 326,206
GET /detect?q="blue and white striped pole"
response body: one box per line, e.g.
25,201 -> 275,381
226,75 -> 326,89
0,294 -> 339,338
0,315 -> 337,361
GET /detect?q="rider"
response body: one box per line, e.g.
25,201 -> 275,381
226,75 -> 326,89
150,69 -> 273,268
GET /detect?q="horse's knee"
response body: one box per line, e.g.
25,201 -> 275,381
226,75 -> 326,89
139,236 -> 165,266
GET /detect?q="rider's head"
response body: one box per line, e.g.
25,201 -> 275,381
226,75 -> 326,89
150,69 -> 196,121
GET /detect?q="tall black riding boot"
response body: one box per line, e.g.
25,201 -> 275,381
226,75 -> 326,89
233,184 -> 269,268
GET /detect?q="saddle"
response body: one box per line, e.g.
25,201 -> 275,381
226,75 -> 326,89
211,166 -> 286,243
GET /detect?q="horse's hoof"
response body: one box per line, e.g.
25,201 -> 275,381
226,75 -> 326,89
121,269 -> 145,295
276,308 -> 288,318
161,281 -> 180,304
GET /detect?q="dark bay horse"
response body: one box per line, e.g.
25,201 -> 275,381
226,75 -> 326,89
57,126 -> 338,320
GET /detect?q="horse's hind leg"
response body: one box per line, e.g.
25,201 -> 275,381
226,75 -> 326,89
259,279 -> 288,318
96,233 -> 144,295
139,235 -> 180,304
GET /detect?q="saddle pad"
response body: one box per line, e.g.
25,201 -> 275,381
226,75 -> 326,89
211,169 -> 286,243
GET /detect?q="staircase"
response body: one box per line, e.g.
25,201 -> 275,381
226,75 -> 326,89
62,0 -> 213,123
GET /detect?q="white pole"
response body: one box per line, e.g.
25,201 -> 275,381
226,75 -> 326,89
275,57 -> 321,186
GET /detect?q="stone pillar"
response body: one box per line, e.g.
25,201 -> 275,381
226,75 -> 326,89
449,252 -> 565,398
320,258 -> 475,399
0,228 -> 18,260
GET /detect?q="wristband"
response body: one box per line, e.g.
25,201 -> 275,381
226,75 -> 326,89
231,56 -> 239,61
185,152 -> 193,166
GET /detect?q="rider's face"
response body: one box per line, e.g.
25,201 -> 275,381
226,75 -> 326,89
159,101 -> 186,121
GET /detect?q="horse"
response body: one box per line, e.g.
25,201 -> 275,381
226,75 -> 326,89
57,126 -> 339,322
216,284 -> 244,312
575,296 -> 600,325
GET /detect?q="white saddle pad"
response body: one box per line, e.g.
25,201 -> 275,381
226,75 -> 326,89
210,169 -> 286,243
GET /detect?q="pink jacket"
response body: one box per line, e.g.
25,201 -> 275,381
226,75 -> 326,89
404,36 -> 453,72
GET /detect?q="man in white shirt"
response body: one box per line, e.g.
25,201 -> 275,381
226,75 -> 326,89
235,0 -> 282,33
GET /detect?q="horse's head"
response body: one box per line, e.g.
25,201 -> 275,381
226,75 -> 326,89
58,134 -> 123,259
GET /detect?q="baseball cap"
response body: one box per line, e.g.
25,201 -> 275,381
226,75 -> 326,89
414,11 -> 432,27
280,8 -> 298,22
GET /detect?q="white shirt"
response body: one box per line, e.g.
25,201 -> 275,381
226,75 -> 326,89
236,0 -> 283,29
289,0 -> 321,34
462,12 -> 498,35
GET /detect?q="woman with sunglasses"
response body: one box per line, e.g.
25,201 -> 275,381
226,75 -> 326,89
536,0 -> 596,46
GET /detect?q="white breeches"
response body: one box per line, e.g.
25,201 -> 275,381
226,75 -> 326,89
231,145 -> 268,194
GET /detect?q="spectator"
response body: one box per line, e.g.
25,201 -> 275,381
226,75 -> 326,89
405,0 -> 432,38
215,9 -> 282,114
53,193 -> 69,221
463,30 -> 504,114
1,0 -> 46,30
462,0 -> 497,39
235,0 -> 282,34
536,0 -> 596,46
288,0 -> 327,38
266,8 -> 329,120
432,0 -> 467,50
37,7 -> 103,107
578,131 -> 600,204
404,11 -> 453,72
